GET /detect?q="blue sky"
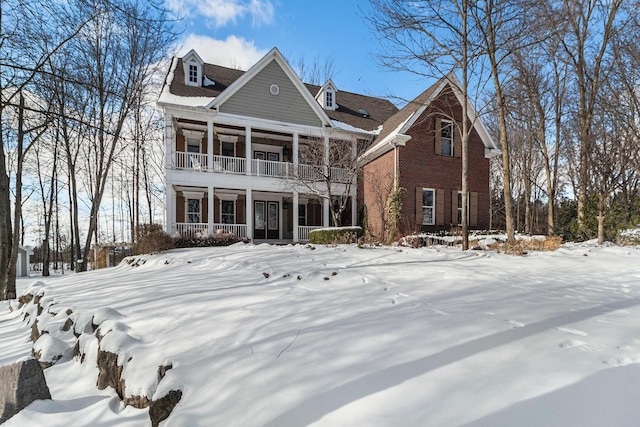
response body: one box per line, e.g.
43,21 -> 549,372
167,0 -> 432,106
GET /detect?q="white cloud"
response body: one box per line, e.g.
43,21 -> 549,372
175,34 -> 268,70
168,0 -> 275,27
248,0 -> 275,26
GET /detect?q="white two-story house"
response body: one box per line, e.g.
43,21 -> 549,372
157,47 -> 398,242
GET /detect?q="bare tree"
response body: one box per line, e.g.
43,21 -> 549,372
542,0 -> 626,235
34,126 -> 60,276
70,0 -> 175,271
470,0 -> 536,243
507,47 -> 566,234
367,0 -> 485,249
289,136 -> 369,227
291,54 -> 337,85
0,0 -> 92,299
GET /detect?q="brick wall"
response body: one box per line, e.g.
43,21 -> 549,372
398,89 -> 490,232
362,150 -> 396,238
362,87 -> 491,238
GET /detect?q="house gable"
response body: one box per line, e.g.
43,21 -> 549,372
361,73 -> 500,164
211,48 -> 331,128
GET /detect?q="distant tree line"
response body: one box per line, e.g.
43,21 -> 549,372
369,0 -> 640,245
0,0 -> 177,300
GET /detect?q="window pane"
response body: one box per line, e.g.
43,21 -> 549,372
187,199 -> 200,224
221,200 -> 234,224
187,138 -> 200,153
422,189 -> 433,208
255,202 -> 265,230
222,142 -> 234,157
441,122 -> 453,156
298,204 -> 306,226
189,64 -> 198,83
268,202 -> 278,230
188,199 -> 200,213
422,207 -> 433,225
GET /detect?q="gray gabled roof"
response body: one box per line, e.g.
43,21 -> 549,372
163,55 -> 399,133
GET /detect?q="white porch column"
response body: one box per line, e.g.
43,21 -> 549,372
207,120 -> 214,172
293,131 -> 299,174
245,125 -> 252,175
164,113 -> 174,169
165,185 -> 174,234
323,134 -> 330,176
351,186 -> 357,227
323,134 -> 330,228
323,198 -> 330,227
293,191 -> 299,242
208,185 -> 215,235
246,189 -> 253,240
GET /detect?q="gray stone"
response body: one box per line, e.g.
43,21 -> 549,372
0,358 -> 51,423
149,390 -> 182,427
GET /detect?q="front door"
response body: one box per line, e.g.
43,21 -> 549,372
254,201 -> 279,239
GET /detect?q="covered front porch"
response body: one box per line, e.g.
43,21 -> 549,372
167,186 -> 355,242
166,119 -> 355,184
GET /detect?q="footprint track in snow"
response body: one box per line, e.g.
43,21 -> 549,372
507,319 -> 525,328
556,327 -> 588,337
558,339 -> 587,349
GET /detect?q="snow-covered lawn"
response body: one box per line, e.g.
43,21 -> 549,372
2,242 -> 640,426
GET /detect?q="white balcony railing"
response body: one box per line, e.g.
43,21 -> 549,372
297,164 -> 324,180
175,223 -> 247,238
330,167 -> 351,183
212,223 -> 247,237
298,225 -> 323,241
174,152 -> 208,171
175,222 -> 209,237
172,151 -> 350,182
213,155 -> 246,174
252,159 -> 295,178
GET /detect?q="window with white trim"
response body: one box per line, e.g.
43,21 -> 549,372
221,200 -> 235,224
422,189 -> 435,225
187,138 -> 200,153
325,91 -> 334,109
188,63 -> 199,85
187,199 -> 201,223
441,120 -> 453,157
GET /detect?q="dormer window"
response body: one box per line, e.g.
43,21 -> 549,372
325,91 -> 334,109
188,64 -> 199,84
185,61 -> 201,86
182,49 -> 205,87
317,79 -> 338,111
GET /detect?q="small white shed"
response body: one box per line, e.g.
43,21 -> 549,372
16,246 -> 33,277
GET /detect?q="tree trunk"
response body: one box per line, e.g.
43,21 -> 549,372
461,0 -> 470,251
597,192 -> 605,245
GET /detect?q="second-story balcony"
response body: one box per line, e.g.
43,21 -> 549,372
172,152 -> 351,183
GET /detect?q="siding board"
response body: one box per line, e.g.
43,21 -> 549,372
219,61 -> 323,127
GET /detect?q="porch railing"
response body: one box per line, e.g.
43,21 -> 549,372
213,155 -> 246,174
175,223 -> 247,238
330,167 -> 352,183
175,222 -> 209,237
172,151 -> 350,183
298,164 -> 324,181
252,159 -> 295,178
174,152 -> 208,171
212,223 -> 247,238
298,225 -> 323,241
